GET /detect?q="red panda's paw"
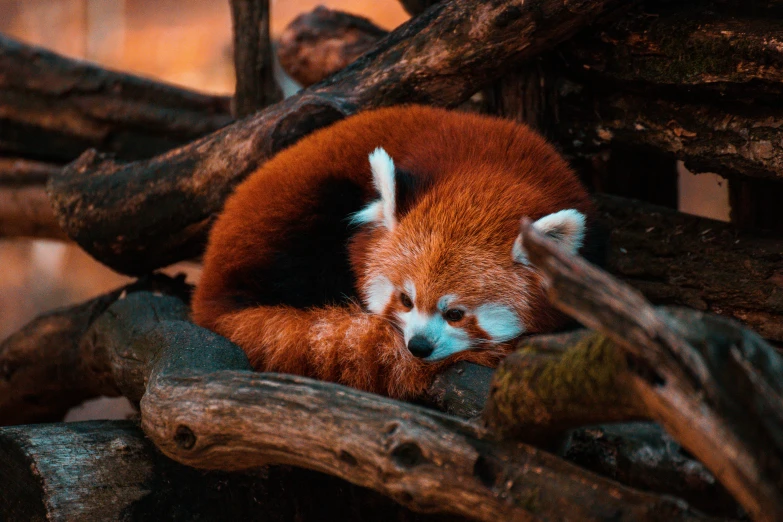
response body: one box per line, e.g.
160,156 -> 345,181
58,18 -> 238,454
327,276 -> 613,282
381,344 -> 514,400
309,310 -> 406,396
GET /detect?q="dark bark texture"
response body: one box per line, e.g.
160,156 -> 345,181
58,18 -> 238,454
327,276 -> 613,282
596,194 -> 783,342
229,0 -> 281,117
0,420 -> 466,522
47,0 -> 630,275
0,286 -> 716,522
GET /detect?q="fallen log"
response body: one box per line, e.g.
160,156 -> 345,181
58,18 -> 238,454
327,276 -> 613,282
595,194 -> 783,343
558,87 -> 783,182
0,35 -> 232,163
230,0 -> 281,117
47,0 -> 631,275
0,420 -> 462,522
512,215 -> 783,522
562,423 -> 743,519
0,274 -> 190,426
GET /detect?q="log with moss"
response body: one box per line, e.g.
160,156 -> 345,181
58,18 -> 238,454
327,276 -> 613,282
47,0 -> 629,275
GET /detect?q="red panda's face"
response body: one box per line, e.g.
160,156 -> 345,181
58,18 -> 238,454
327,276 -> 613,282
353,147 -> 588,362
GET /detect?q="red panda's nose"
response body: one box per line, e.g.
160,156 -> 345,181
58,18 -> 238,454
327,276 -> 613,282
408,335 -> 434,358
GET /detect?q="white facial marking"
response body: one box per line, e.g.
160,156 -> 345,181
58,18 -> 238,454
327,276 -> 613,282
402,280 -> 416,302
398,308 -> 471,362
513,208 -> 586,264
437,294 -> 457,312
364,275 -> 394,314
475,303 -> 524,342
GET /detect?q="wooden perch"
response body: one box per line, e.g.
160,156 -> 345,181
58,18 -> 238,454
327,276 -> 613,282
0,284 -> 714,521
0,420 -> 464,522
47,0 -> 629,275
230,0 -> 281,117
515,216 -> 783,522
277,6 -> 388,87
0,35 -> 232,164
596,194 -> 783,343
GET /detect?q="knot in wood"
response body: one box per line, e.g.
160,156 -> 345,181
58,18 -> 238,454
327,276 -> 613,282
174,424 -> 197,450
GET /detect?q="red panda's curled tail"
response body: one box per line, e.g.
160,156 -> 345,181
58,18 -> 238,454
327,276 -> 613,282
208,304 -> 503,398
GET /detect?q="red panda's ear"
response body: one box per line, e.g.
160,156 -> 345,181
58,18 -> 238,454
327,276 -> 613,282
349,147 -> 398,230
512,209 -> 586,265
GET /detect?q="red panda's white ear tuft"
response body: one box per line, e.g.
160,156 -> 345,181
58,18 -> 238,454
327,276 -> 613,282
512,209 -> 586,265
349,147 -> 397,230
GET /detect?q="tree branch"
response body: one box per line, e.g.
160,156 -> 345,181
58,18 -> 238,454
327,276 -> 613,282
0,34 -> 232,163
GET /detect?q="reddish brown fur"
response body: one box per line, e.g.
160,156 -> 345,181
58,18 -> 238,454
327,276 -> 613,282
193,105 -> 592,399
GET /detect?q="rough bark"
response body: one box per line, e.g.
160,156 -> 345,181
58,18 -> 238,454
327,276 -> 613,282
142,373 -> 710,522
0,275 -> 190,426
229,0 -> 281,117
558,86 -> 783,182
277,6 -> 388,87
596,194 -> 783,342
47,0 -> 631,275
562,423 -> 743,519
517,216 -> 783,522
563,9 -> 783,99
0,34 -> 232,163
0,420 -> 461,522
0,287 -> 715,521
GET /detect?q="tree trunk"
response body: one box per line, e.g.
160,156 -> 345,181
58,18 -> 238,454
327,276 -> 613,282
229,0 -> 281,118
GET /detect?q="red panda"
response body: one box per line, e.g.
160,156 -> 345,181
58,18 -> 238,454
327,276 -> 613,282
192,105 -> 594,399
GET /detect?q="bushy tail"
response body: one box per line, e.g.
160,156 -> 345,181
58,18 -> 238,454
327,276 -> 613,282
210,303 -> 451,399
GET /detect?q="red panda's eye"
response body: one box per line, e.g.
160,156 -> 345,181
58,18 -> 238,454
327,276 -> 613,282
444,309 -> 464,323
400,293 -> 413,309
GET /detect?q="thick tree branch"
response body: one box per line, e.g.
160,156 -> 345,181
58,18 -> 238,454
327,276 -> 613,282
0,34 -> 232,163
0,420 -> 464,522
141,373 -> 709,522
517,216 -> 783,522
0,275 -> 190,426
230,0 -> 281,117
47,0 -> 631,275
